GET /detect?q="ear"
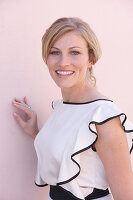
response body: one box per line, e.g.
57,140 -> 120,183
88,60 -> 93,68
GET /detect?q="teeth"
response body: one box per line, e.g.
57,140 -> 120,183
56,71 -> 74,75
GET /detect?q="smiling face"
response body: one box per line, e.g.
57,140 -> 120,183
46,31 -> 92,90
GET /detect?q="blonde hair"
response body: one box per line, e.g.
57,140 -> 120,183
42,17 -> 102,87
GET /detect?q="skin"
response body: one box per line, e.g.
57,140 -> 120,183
12,31 -> 133,199
46,31 -> 106,103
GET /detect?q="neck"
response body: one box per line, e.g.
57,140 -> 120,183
61,82 -> 98,103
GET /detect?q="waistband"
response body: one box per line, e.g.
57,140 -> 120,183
50,185 -> 110,200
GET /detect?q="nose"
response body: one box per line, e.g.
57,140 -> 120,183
58,54 -> 70,67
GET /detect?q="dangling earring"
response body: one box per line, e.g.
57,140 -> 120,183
88,66 -> 96,87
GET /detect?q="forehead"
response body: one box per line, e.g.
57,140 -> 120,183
52,31 -> 88,48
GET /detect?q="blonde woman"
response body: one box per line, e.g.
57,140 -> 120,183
12,17 -> 133,200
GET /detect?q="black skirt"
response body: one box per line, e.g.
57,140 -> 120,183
50,185 -> 110,200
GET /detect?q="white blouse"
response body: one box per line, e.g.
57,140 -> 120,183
34,99 -> 133,200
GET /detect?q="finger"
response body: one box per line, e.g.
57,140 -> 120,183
12,97 -> 27,105
13,103 -> 33,117
12,99 -> 22,105
13,112 -> 26,128
13,98 -> 22,103
12,101 -> 30,109
24,96 -> 28,105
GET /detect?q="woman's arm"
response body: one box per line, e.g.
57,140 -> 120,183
95,117 -> 133,200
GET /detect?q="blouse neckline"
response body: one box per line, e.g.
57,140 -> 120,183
63,98 -> 113,105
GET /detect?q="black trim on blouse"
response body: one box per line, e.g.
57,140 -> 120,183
34,181 -> 48,187
63,98 -> 113,105
130,139 -> 133,154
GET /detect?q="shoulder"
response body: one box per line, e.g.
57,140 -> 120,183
95,116 -> 124,141
90,99 -> 127,151
93,98 -> 125,142
86,88 -> 110,102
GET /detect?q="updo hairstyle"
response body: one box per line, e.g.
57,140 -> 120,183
42,17 -> 102,87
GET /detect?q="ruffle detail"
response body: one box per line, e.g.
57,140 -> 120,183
34,100 -> 133,192
89,103 -> 133,155
56,102 -> 133,185
57,122 -> 98,185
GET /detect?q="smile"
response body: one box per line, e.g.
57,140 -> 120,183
56,70 -> 74,75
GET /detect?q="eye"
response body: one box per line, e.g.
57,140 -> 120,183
50,51 -> 60,55
71,51 -> 80,55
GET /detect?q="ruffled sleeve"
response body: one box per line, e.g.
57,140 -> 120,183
89,102 -> 133,132
89,102 -> 133,152
87,101 -> 133,170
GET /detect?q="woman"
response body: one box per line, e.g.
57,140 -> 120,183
12,17 -> 133,200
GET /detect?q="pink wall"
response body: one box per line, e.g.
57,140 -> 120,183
0,0 -> 133,199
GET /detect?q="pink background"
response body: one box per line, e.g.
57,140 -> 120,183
0,0 -> 133,199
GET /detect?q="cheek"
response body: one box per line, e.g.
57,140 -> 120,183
72,56 -> 82,65
73,56 -> 88,69
46,57 -> 57,69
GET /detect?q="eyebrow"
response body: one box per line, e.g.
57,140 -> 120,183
51,46 -> 83,50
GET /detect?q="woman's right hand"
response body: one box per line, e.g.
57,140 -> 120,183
12,96 -> 39,139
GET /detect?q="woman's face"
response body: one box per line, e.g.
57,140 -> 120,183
46,31 -> 92,90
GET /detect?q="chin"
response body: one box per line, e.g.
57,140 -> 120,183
55,82 -> 74,89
